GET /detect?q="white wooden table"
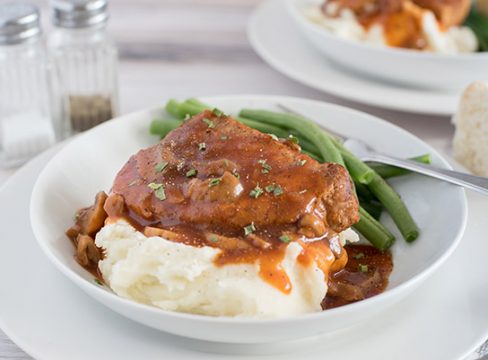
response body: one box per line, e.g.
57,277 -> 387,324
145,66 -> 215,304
0,0 -> 486,359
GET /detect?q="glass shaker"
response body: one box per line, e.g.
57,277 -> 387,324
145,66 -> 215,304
48,0 -> 119,137
0,3 -> 57,168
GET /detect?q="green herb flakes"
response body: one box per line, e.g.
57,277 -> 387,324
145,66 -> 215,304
209,178 -> 222,187
232,169 -> 240,179
198,142 -> 206,151
212,108 -> 224,117
249,185 -> 264,199
148,182 -> 166,201
243,222 -> 256,236
273,185 -> 283,196
258,159 -> 272,174
288,135 -> 299,144
353,252 -> 365,260
154,162 -> 168,173
279,235 -> 291,243
358,264 -> 368,273
186,169 -> 197,177
209,234 -> 218,243
202,118 -> 215,128
184,113 -> 191,121
265,184 -> 275,193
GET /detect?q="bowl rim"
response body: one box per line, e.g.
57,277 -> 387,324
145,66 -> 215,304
29,95 -> 468,325
286,0 -> 488,60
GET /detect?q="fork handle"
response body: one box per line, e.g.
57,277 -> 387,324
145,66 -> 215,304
363,154 -> 488,195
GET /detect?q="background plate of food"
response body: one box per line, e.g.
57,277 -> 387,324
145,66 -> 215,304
248,0 -> 482,115
29,95 -> 466,344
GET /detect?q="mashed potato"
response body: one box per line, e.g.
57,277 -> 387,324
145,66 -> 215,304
95,220 -> 358,317
305,4 -> 477,54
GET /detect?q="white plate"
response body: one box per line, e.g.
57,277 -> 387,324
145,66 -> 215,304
248,0 -> 461,116
0,145 -> 487,359
29,95 -> 466,344
286,0 -> 488,90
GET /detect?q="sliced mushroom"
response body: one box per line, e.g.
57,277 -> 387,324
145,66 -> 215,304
186,171 -> 243,202
76,234 -> 101,267
298,213 -> 327,238
247,234 -> 272,250
77,191 -> 108,236
143,226 -> 180,240
205,233 -> 251,250
103,193 -> 125,218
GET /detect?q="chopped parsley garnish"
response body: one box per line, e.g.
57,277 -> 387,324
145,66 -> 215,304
209,178 -> 222,187
128,180 -> 138,187
268,133 -> 279,141
243,222 -> 256,236
265,184 -> 275,193
202,118 -> 215,128
184,113 -> 191,121
232,169 -> 240,179
279,235 -> 291,243
209,234 -> 218,243
154,161 -> 168,173
296,159 -> 307,166
212,108 -> 224,117
358,264 -> 368,273
220,135 -> 228,140
249,185 -> 264,199
353,252 -> 365,260
288,135 -> 299,144
148,182 -> 166,201
258,159 -> 272,174
273,185 -> 283,196
265,184 -> 283,196
186,168 -> 197,177
94,278 -> 103,286
198,142 -> 206,151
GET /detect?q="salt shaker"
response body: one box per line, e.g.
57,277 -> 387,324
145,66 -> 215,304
48,0 -> 119,137
0,3 -> 57,168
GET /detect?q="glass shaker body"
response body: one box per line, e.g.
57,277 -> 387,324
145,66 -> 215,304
0,39 -> 57,168
48,25 -> 118,137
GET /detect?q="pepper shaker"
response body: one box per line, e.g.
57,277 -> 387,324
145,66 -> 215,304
0,2 -> 57,168
48,0 -> 119,137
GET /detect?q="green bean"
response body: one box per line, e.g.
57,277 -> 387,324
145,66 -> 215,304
368,174 -> 419,242
353,207 -> 395,251
359,201 -> 383,221
165,99 -> 186,119
355,181 -> 375,202
239,109 -> 344,166
369,154 -> 431,179
340,147 -> 375,184
149,118 -> 182,137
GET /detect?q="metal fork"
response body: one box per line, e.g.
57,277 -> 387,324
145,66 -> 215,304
278,104 -> 488,195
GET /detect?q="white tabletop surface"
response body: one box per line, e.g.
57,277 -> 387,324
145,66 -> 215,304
0,0 -> 485,359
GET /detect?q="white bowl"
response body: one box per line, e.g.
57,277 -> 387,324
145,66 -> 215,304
286,0 -> 488,90
30,95 -> 467,344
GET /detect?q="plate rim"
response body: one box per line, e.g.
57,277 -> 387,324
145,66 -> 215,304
29,94 -> 468,326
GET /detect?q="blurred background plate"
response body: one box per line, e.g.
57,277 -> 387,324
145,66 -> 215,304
248,0 -> 460,116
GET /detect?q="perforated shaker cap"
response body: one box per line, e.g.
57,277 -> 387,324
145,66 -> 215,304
0,3 -> 41,45
51,0 -> 109,28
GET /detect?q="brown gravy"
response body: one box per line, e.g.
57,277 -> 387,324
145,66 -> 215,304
323,244 -> 393,309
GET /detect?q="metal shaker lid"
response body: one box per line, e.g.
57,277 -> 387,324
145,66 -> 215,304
0,3 -> 41,45
51,0 -> 109,29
